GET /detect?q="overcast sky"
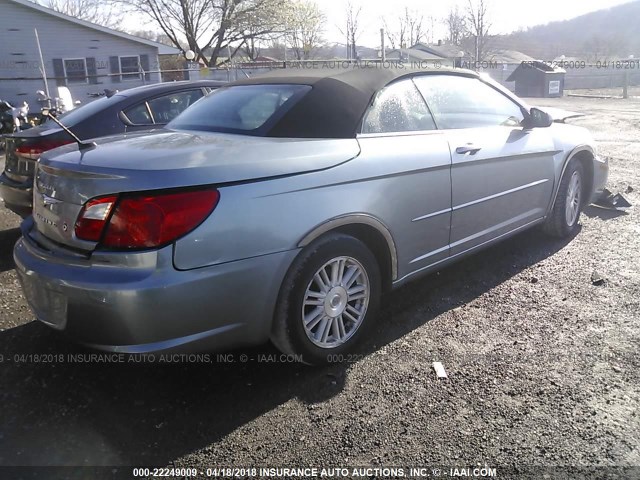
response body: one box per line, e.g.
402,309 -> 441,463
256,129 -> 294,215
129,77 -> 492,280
319,0 -> 635,47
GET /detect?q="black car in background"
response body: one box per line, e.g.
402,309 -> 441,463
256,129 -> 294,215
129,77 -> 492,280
0,80 -> 224,217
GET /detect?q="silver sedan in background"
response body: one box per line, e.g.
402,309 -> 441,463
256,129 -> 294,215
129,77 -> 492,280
13,68 -> 608,364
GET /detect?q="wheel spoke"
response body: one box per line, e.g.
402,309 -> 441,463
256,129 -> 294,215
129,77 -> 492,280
348,284 -> 367,301
306,290 -> 325,300
341,265 -> 359,288
314,272 -> 330,293
330,258 -> 345,287
304,298 -> 324,307
319,268 -> 331,289
343,309 -> 359,324
304,307 -> 324,329
337,315 -> 347,338
330,317 -> 341,342
319,317 -> 332,343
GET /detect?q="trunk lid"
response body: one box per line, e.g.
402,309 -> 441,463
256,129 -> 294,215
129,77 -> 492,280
3,127 -> 66,182
32,129 -> 360,250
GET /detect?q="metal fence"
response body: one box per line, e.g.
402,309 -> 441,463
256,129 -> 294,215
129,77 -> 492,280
2,59 -> 639,108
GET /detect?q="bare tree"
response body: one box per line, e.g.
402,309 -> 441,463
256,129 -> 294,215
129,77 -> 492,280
39,0 -> 123,29
583,33 -> 628,62
119,0 -> 289,66
465,0 -> 491,64
242,36 -> 263,61
445,6 -> 466,46
337,2 -> 362,60
128,29 -> 175,45
286,0 -> 326,60
383,7 -> 425,50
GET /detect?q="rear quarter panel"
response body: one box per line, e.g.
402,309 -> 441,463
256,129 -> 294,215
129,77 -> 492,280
173,132 -> 453,282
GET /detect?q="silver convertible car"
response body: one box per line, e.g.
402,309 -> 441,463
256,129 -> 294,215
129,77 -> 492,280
14,68 -> 608,364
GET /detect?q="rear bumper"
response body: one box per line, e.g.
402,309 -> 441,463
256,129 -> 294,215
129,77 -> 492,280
0,171 -> 32,216
14,223 -> 298,353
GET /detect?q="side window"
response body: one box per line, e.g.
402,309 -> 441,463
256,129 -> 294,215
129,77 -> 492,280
413,75 -> 524,129
362,79 -> 436,134
147,90 -> 204,124
123,102 -> 152,125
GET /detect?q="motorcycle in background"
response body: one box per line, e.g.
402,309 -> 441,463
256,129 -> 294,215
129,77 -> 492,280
1,100 -> 30,130
0,100 -> 15,135
1,87 -> 80,150
0,100 -> 32,150
36,87 -> 80,119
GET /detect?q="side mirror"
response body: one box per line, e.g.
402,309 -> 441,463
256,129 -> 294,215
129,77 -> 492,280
523,107 -> 553,129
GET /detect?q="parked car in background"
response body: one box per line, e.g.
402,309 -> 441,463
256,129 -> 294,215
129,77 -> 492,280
0,80 -> 224,217
13,68 -> 608,364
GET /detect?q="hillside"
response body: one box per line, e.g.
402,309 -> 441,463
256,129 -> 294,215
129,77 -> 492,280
493,0 -> 640,60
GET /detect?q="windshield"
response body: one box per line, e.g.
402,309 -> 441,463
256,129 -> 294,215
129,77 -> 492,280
168,84 -> 311,135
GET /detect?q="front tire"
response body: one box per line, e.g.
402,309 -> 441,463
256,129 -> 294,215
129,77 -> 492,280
543,159 -> 584,238
271,233 -> 381,365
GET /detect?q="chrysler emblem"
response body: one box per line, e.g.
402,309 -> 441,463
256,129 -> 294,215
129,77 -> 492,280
42,194 -> 61,207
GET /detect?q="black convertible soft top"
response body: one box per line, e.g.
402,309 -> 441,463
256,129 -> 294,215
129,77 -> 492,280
229,67 -> 477,139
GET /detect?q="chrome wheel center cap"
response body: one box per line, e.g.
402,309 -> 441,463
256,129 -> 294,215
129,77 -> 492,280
324,287 -> 347,318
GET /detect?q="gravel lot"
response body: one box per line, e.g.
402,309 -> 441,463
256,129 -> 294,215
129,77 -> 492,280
0,96 -> 638,479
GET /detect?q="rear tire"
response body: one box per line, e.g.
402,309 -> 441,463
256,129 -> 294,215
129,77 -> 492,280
271,233 -> 381,365
543,159 -> 584,238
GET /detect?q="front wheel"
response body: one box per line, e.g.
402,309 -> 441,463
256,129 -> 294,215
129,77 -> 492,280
271,233 -> 381,365
543,159 -> 585,238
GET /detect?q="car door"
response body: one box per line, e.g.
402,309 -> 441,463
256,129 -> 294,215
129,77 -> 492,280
414,74 -> 556,257
120,89 -> 205,132
357,78 -> 452,279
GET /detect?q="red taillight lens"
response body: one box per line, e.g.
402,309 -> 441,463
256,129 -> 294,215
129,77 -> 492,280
75,196 -> 117,242
75,189 -> 219,249
15,139 -> 74,160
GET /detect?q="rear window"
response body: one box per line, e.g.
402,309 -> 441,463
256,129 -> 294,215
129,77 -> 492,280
168,84 -> 311,135
52,95 -> 116,126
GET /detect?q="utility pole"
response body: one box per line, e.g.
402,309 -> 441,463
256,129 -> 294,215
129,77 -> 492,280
623,71 -> 629,99
380,28 -> 386,62
623,55 -> 633,99
346,20 -> 351,60
34,29 -> 51,108
475,35 -> 479,70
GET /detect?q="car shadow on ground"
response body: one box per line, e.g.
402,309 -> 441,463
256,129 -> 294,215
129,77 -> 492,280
0,228 -> 576,469
583,204 -> 628,221
0,227 -> 20,273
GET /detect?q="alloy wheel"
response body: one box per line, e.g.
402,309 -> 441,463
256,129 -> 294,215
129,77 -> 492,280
302,256 -> 370,349
565,171 -> 582,227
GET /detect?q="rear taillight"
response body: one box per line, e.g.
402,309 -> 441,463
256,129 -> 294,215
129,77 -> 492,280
15,139 -> 74,160
75,189 -> 220,249
75,196 -> 118,242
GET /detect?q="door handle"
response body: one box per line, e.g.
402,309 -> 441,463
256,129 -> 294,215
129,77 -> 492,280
455,144 -> 482,155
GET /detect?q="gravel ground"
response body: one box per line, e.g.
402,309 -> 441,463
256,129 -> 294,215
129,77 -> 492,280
0,96 -> 638,479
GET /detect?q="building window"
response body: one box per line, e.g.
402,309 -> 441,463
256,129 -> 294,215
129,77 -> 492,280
119,56 -> 141,81
63,58 -> 88,84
